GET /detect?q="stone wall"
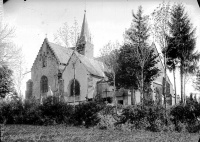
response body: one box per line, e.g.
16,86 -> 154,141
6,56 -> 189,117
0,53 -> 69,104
31,40 -> 59,100
25,79 -> 33,100
62,53 -> 88,103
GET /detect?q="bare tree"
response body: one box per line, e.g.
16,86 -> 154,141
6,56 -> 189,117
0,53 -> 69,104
0,23 -> 25,99
54,19 -> 80,48
151,1 -> 171,108
54,22 -> 70,47
0,24 -> 21,67
99,41 -> 120,105
0,23 -> 26,99
13,53 -> 28,98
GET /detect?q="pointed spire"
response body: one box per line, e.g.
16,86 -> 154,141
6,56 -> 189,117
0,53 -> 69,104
79,10 -> 91,44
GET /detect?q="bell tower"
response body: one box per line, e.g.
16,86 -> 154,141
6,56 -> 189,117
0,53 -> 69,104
77,10 -> 94,58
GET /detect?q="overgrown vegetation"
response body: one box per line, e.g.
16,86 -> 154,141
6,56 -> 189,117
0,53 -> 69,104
1,95 -> 200,133
0,96 -> 103,128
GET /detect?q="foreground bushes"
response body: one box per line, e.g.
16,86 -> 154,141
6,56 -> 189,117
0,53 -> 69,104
118,105 -> 166,132
99,102 -> 200,133
0,96 -> 103,127
1,96 -> 200,133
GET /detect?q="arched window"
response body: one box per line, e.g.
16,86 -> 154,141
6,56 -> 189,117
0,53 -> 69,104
40,76 -> 48,93
70,79 -> 80,96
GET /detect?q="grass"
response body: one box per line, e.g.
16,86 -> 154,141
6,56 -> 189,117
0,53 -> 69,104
1,125 -> 200,142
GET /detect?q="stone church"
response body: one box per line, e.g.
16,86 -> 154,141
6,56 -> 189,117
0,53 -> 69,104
26,12 -> 107,104
26,12 -> 175,106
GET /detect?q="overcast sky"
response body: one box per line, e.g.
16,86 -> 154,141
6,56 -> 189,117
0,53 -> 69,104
3,0 -> 200,97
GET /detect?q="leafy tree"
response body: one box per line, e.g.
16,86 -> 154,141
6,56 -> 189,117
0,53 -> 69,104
0,65 -> 15,98
167,4 -> 200,103
117,6 -> 160,105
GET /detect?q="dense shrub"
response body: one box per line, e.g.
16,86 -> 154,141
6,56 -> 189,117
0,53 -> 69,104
121,105 -> 147,129
97,105 -> 117,130
0,100 -> 24,124
145,105 -> 166,132
72,101 -> 103,128
119,105 -> 166,131
23,98 -> 43,125
39,96 -> 74,125
2,95 -> 200,133
170,100 -> 200,133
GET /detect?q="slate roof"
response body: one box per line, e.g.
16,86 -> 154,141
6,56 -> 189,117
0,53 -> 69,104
47,41 -> 73,65
78,10 -> 91,44
46,39 -> 105,78
76,52 -> 105,77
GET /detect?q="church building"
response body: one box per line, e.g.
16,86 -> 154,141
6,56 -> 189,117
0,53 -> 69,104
26,12 -> 107,103
26,11 -> 176,106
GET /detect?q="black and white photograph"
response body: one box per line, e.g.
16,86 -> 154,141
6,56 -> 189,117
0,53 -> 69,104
0,0 -> 200,141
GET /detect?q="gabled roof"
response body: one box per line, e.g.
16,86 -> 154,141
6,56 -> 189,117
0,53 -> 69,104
75,52 -> 105,78
45,38 -> 105,78
47,41 -> 73,65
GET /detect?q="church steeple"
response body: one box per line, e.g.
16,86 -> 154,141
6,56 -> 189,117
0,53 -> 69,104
79,10 -> 91,44
77,10 -> 94,58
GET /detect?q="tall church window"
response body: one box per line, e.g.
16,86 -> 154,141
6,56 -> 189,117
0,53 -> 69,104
41,76 -> 48,93
70,79 -> 80,96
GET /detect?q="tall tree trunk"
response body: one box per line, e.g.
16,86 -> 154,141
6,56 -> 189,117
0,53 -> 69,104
173,69 -> 177,105
113,73 -> 117,107
133,89 -> 136,105
180,64 -> 184,104
183,74 -> 186,104
164,53 -> 167,125
141,68 -> 144,106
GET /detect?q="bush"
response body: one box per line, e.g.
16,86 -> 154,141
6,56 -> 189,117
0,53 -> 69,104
0,101 -> 13,124
72,101 -> 102,128
23,98 -> 43,125
121,105 -> 147,129
97,105 -> 116,130
145,105 -> 165,132
0,100 -> 24,124
119,105 -> 166,132
39,96 -> 74,125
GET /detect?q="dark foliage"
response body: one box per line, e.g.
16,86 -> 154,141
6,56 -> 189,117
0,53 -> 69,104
23,98 -> 43,125
72,101 -> 103,128
0,65 -> 15,98
121,105 -> 146,129
120,105 -> 165,131
166,3 -> 200,102
116,6 -> 160,93
39,96 -> 74,125
0,100 -> 24,124
170,96 -> 200,132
